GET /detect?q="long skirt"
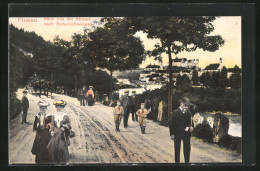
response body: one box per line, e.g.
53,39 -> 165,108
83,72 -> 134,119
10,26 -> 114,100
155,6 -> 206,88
47,127 -> 69,164
31,127 -> 51,163
87,95 -> 94,106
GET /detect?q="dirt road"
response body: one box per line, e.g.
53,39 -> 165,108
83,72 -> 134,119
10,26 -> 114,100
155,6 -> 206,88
9,89 -> 242,164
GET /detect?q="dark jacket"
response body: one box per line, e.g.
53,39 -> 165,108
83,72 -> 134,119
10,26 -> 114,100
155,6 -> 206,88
120,95 -> 131,112
21,96 -> 29,109
130,96 -> 139,113
169,108 -> 192,137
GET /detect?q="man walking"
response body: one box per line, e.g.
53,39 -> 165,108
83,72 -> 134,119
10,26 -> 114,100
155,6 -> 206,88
120,90 -> 131,128
169,97 -> 193,163
77,86 -> 86,106
21,90 -> 29,124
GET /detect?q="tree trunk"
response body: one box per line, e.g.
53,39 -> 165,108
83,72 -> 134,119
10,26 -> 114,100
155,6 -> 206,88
109,70 -> 113,102
74,74 -> 78,96
167,44 -> 173,120
50,71 -> 53,82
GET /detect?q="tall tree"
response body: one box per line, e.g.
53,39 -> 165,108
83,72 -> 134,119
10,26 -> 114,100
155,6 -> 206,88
191,70 -> 199,86
229,65 -> 241,89
120,17 -> 224,118
218,66 -> 228,89
87,20 -> 145,99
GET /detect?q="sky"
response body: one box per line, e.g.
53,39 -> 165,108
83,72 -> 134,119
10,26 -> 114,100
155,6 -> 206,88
9,16 -> 241,69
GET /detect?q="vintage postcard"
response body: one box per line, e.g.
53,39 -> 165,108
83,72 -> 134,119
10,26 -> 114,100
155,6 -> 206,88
9,10 -> 243,164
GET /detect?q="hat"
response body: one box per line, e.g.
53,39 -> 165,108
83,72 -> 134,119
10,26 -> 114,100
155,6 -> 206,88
179,97 -> 191,106
124,90 -> 129,93
140,103 -> 145,105
89,86 -> 93,88
23,90 -> 28,93
53,100 -> 67,106
132,91 -> 136,94
37,101 -> 50,107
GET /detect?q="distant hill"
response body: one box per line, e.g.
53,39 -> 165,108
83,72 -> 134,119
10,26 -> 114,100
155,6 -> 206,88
9,24 -> 49,55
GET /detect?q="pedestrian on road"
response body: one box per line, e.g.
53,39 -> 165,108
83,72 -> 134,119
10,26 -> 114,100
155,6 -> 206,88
120,90 -> 131,128
31,101 -> 52,163
47,100 -> 71,164
136,103 -> 150,134
169,97 -> 194,163
86,86 -> 95,106
21,90 -> 29,124
77,86 -> 86,106
113,100 -> 124,132
130,91 -> 139,122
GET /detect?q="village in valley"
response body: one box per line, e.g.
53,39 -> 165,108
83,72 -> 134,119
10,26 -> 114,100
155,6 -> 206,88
114,57 -> 241,96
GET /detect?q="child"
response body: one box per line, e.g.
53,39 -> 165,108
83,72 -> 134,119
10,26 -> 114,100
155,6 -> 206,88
136,103 -> 150,134
113,100 -> 124,132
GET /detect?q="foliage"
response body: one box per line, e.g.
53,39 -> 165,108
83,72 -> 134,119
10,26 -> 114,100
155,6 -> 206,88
118,16 -> 225,118
87,20 -> 145,97
191,70 -> 199,85
9,93 -> 22,120
9,44 -> 33,93
117,70 -> 141,82
218,134 -> 242,153
192,117 -> 214,143
137,86 -> 241,124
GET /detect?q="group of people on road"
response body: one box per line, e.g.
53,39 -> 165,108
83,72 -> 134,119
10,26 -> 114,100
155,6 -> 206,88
115,90 -> 197,163
31,99 -> 73,164
77,86 -> 95,106
21,86 -> 196,164
113,90 -> 151,134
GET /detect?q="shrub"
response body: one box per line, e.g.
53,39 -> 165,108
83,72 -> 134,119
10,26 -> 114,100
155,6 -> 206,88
10,92 -> 22,120
192,117 -> 214,143
218,134 -> 242,153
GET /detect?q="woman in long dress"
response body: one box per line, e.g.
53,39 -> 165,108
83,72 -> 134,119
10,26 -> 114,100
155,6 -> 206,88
47,100 -> 71,164
31,101 -> 52,163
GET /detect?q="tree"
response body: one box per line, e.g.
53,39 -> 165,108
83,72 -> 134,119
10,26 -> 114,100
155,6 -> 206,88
87,20 -> 145,99
181,74 -> 191,92
120,17 -> 225,118
218,66 -> 228,89
210,71 -> 219,88
191,70 -> 199,86
229,65 -> 241,89
205,72 -> 211,87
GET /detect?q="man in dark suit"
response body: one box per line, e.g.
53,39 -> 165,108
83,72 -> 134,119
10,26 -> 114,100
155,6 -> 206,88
169,97 -> 194,163
120,90 -> 131,128
21,90 -> 29,124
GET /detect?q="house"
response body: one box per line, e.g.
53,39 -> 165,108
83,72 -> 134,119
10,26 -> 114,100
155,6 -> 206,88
173,57 -> 199,68
204,58 -> 224,74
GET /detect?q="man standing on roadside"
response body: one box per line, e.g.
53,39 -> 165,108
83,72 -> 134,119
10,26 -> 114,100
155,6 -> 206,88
21,90 -> 29,124
169,97 -> 193,163
120,90 -> 131,128
130,91 -> 139,122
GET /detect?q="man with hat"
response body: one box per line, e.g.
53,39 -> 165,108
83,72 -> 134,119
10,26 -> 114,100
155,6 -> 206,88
136,102 -> 150,134
21,90 -> 29,124
120,90 -> 131,128
113,100 -> 124,132
169,97 -> 194,163
130,91 -> 139,122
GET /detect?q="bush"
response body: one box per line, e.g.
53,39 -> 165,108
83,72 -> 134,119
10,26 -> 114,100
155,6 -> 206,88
10,92 -> 22,120
218,134 -> 242,153
192,117 -> 214,143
